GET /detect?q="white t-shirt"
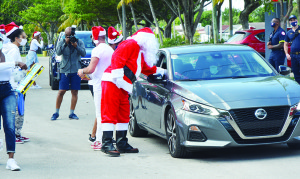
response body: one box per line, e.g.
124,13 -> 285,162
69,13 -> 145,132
0,54 -> 14,82
2,43 -> 23,89
30,39 -> 43,51
89,43 -> 114,89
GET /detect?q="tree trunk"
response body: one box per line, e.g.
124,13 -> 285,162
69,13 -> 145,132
164,15 -> 176,38
212,3 -> 218,44
239,0 -> 261,29
280,0 -> 294,30
148,0 -> 163,45
129,2 -> 138,32
229,0 -> 233,36
216,1 -> 224,35
117,8 -> 122,27
298,0 -> 300,19
122,3 -> 127,39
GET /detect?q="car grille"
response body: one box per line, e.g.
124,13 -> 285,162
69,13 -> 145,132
80,59 -> 91,68
229,106 -> 290,136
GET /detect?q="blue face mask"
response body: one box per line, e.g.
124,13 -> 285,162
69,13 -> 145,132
115,45 -> 118,49
291,21 -> 298,27
271,22 -> 276,27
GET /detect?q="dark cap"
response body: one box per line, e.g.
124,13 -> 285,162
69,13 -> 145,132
289,15 -> 297,20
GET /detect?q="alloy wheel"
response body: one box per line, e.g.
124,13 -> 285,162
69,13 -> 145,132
167,113 -> 176,155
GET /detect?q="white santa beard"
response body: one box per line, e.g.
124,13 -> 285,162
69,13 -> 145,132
131,34 -> 159,67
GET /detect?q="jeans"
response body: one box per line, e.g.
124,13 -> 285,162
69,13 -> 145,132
0,83 -> 16,153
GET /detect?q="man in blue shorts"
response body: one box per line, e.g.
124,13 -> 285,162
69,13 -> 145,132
51,27 -> 86,120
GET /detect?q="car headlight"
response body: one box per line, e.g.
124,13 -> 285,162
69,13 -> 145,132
290,102 -> 300,116
181,98 -> 220,116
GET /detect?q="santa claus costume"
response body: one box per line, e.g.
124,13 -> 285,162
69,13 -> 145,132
0,24 -> 10,44
101,27 -> 165,156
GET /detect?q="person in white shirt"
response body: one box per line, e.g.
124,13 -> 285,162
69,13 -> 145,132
3,22 -> 30,144
78,26 -> 123,150
26,31 -> 43,89
0,33 -> 27,171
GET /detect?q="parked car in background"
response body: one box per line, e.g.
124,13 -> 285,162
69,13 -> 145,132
48,31 -> 93,90
129,44 -> 300,158
225,28 -> 291,67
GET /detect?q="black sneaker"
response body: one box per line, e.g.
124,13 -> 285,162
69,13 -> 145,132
89,134 -> 96,143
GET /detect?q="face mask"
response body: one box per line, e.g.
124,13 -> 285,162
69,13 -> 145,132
0,41 -> 3,50
271,22 -> 276,27
115,45 -> 118,49
291,21 -> 298,27
19,38 -> 27,46
92,41 -> 96,47
210,66 -> 218,75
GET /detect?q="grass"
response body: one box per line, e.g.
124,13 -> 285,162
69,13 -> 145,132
21,54 -> 48,57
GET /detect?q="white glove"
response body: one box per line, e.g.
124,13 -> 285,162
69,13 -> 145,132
155,67 -> 167,76
114,77 -> 123,89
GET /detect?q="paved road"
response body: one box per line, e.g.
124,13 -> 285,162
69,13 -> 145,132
1,57 -> 300,179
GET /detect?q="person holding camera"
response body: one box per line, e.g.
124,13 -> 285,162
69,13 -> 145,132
51,27 -> 86,121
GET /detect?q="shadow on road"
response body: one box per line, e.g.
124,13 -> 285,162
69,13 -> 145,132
140,134 -> 300,161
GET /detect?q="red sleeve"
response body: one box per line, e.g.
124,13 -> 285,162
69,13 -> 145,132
110,40 -> 140,78
141,54 -> 157,76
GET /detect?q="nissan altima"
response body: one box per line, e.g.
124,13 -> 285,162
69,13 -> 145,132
129,45 -> 300,158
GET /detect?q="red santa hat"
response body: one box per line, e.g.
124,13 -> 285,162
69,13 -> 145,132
32,31 -> 41,38
0,24 -> 5,32
5,22 -> 20,36
131,27 -> 155,39
107,26 -> 123,44
92,26 -> 106,44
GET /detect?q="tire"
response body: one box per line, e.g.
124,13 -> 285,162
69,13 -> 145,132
287,142 -> 300,149
51,77 -> 59,90
166,109 -> 188,158
128,100 -> 148,137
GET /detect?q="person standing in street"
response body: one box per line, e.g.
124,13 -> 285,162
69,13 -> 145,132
26,31 -> 43,89
285,15 -> 300,84
78,26 -> 123,150
3,22 -> 30,144
51,27 -> 86,121
100,28 -> 166,156
0,30 -> 27,171
267,18 -> 286,72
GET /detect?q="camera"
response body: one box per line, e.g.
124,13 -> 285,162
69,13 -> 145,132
70,25 -> 77,43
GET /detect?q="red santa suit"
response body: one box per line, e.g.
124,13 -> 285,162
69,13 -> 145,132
101,28 -> 165,132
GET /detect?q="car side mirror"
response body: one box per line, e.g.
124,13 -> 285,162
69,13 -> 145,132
147,74 -> 167,84
279,65 -> 291,76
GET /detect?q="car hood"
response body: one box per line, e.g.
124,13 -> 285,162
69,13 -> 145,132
83,48 -> 93,58
173,76 -> 300,110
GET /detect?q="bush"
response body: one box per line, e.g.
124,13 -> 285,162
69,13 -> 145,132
160,36 -> 188,48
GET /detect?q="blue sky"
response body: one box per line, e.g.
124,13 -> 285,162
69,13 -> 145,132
205,0 -> 245,11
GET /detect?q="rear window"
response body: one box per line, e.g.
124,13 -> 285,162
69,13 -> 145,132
226,32 -> 247,43
255,32 -> 265,42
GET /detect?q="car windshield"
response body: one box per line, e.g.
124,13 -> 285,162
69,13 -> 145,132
171,50 -> 276,81
226,32 -> 247,43
60,33 -> 93,49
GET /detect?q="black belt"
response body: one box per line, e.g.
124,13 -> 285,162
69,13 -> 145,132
0,81 -> 9,85
291,52 -> 300,55
123,66 -> 136,84
271,49 -> 284,51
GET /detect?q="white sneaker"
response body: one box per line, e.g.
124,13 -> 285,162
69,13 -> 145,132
31,84 -> 42,89
6,158 -> 21,171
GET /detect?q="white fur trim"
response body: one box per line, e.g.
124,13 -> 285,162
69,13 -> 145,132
116,123 -> 129,131
6,27 -> 18,36
0,29 -> 4,31
135,51 -> 142,77
116,78 -> 133,93
112,32 -> 117,36
34,32 -> 41,37
111,68 -> 124,78
99,31 -> 106,36
19,25 -> 23,29
155,67 -> 165,76
101,72 -> 133,93
102,123 -> 114,131
108,35 -> 123,44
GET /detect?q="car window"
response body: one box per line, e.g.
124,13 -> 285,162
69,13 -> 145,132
226,32 -> 247,43
156,52 -> 167,69
171,50 -> 275,81
255,32 -> 265,42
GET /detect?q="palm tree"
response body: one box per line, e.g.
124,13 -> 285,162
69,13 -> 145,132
147,0 -> 163,45
118,0 -> 139,33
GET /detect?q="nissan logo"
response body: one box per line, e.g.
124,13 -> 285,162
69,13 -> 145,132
255,108 -> 267,120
